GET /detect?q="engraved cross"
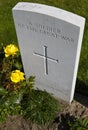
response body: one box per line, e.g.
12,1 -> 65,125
33,45 -> 58,75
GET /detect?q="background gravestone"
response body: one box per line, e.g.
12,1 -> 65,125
12,2 -> 85,103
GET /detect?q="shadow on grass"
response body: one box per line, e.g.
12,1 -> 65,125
74,78 -> 88,107
54,113 -> 76,130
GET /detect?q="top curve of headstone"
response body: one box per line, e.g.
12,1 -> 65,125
12,2 -> 85,27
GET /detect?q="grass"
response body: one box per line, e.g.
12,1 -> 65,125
0,0 -> 88,91
21,90 -> 60,124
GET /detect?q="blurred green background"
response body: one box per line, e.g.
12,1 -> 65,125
0,0 -> 88,92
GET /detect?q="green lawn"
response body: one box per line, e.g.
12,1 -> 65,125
0,0 -> 88,90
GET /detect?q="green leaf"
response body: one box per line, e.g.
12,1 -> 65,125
9,93 -> 23,104
0,87 -> 7,95
77,127 -> 86,130
82,117 -> 88,127
26,76 -> 35,89
14,61 -> 22,70
15,93 -> 23,104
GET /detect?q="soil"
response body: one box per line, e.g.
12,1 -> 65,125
0,93 -> 88,130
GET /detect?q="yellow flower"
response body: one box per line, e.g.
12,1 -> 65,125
10,70 -> 25,83
4,44 -> 18,57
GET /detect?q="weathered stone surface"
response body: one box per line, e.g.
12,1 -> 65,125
12,2 -> 85,103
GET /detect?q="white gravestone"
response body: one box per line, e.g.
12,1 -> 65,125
12,2 -> 85,103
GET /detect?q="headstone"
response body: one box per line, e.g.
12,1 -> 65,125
12,2 -> 85,103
